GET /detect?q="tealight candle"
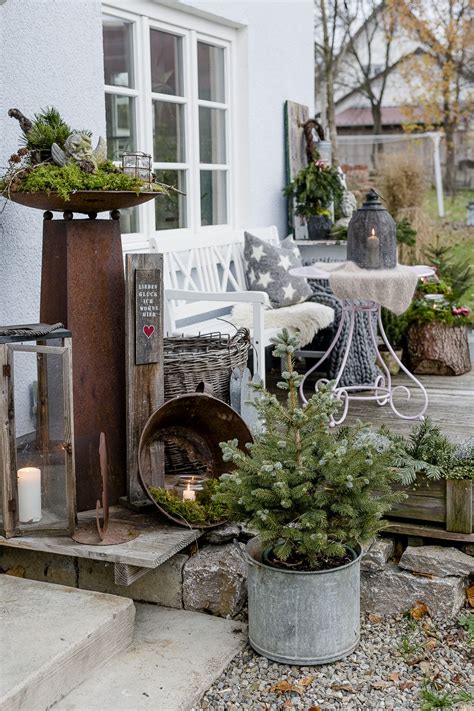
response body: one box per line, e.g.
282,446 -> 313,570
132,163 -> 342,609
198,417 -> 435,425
17,467 -> 42,523
182,483 -> 196,502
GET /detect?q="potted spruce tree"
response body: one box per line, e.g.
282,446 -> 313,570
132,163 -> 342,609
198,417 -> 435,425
284,159 -> 343,240
216,330 -> 401,665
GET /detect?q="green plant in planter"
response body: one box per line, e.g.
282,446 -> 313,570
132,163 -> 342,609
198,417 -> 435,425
20,106 -> 73,153
384,418 -> 474,484
215,329 -> 403,570
381,308 -> 408,350
149,478 -> 228,526
395,218 -> 417,247
284,160 -> 343,220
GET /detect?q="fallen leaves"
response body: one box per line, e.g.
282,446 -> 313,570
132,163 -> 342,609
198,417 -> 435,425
270,676 -> 314,696
368,613 -> 383,624
5,565 -> 25,578
409,601 -> 430,620
388,672 -> 400,683
271,681 -> 295,694
331,683 -> 357,693
424,638 -> 437,652
371,680 -> 391,689
467,584 -> 474,608
308,707 -> 320,711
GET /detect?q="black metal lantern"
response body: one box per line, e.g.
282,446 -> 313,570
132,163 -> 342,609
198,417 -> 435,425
347,189 -> 397,269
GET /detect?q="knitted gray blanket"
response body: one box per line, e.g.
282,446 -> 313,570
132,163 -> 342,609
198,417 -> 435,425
309,282 -> 379,387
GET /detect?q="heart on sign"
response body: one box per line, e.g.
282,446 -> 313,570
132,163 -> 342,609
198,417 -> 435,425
143,324 -> 155,339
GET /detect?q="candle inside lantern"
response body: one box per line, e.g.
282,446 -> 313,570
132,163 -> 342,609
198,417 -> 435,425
367,227 -> 380,268
182,483 -> 196,502
17,467 -> 42,523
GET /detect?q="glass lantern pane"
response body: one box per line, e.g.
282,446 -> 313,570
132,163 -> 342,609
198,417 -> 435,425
12,347 -> 69,532
200,170 -> 227,226
105,94 -> 136,160
155,169 -> 187,230
150,29 -> 183,96
103,17 -> 134,88
152,101 -> 185,163
198,42 -> 225,102
199,107 -> 226,164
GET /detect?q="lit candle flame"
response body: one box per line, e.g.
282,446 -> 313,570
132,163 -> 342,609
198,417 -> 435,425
369,227 -> 377,240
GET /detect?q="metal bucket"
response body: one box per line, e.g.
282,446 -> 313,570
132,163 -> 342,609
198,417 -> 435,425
246,538 -> 361,665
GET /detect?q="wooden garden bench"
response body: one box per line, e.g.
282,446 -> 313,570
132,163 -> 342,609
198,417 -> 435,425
151,226 -> 332,385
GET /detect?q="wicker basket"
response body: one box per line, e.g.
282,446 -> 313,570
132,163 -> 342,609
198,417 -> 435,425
163,329 -> 250,476
164,328 -> 250,403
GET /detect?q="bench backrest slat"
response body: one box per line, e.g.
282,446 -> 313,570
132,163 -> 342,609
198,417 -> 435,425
151,226 -> 279,331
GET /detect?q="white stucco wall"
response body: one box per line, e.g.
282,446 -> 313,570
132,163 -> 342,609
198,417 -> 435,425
0,0 -> 105,433
181,0 -> 315,237
0,0 -> 106,328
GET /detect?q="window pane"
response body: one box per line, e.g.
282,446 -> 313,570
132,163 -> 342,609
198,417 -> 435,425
155,170 -> 187,230
105,94 -> 136,160
200,170 -> 227,226
103,17 -> 133,88
199,107 -> 226,164
198,42 -> 225,102
120,207 -> 139,234
150,29 -> 183,96
152,101 -> 185,163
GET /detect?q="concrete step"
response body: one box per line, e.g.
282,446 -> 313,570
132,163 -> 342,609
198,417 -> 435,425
0,575 -> 135,711
55,603 -> 247,711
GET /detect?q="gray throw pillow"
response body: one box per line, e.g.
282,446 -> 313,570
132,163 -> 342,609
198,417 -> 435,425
244,232 -> 312,307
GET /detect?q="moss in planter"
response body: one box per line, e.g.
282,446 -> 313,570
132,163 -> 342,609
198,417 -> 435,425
149,478 -> 228,526
6,162 -> 166,202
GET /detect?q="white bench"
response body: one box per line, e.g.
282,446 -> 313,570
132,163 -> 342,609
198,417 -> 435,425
151,226 -> 333,385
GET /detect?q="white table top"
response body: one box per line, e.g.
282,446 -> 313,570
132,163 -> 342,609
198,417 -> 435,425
290,262 -> 435,280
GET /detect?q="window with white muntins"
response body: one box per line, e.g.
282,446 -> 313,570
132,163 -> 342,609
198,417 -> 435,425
102,4 -> 235,247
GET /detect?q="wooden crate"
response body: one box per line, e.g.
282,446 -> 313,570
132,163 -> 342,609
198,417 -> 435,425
387,477 -> 473,535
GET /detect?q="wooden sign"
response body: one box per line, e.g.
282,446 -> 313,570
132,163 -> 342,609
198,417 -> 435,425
284,100 -> 310,239
125,254 -> 164,506
135,269 -> 161,365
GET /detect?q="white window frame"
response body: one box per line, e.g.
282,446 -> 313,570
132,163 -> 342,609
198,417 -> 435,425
102,1 -> 240,250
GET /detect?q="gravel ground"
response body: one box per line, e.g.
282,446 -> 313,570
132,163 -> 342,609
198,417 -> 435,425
195,612 -> 473,711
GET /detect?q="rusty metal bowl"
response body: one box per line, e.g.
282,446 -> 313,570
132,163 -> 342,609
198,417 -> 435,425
9,190 -> 160,214
138,392 -> 252,528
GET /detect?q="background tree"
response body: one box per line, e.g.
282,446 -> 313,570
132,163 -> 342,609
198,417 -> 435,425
395,0 -> 474,195
336,0 -> 399,135
314,0 -> 346,164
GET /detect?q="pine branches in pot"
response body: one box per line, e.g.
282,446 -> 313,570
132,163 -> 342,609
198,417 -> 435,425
284,159 -> 343,240
214,330 -> 402,665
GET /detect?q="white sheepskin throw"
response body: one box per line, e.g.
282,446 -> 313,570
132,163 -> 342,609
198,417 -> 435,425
230,301 -> 334,348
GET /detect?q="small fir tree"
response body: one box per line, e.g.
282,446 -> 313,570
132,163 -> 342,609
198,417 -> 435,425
216,330 -> 403,570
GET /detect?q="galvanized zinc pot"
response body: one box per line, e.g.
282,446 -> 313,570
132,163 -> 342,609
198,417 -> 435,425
246,537 -> 361,665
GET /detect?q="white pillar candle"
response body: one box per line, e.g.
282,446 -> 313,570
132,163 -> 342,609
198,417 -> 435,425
17,468 -> 42,523
182,483 -> 196,502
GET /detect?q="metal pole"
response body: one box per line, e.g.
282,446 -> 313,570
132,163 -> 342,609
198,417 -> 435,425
430,132 -> 445,218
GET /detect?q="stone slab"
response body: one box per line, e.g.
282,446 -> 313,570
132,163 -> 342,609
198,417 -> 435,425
361,537 -> 394,572
55,604 -> 247,711
399,545 -> 474,577
361,563 -> 466,620
0,576 -> 135,711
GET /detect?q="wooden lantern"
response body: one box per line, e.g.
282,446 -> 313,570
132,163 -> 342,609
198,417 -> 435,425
0,326 -> 76,538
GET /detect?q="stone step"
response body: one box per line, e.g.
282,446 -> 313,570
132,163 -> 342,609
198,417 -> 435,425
0,575 -> 135,711
55,603 -> 247,711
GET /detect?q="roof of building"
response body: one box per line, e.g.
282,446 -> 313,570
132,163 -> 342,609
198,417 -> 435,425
335,106 -> 423,127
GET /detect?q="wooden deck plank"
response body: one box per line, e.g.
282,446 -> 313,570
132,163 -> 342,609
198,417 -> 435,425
0,506 -> 200,569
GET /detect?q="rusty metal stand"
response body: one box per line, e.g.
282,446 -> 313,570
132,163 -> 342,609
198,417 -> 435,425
40,216 -> 126,511
73,433 -> 138,545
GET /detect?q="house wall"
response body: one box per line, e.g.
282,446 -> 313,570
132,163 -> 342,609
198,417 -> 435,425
0,0 -> 106,327
181,0 -> 315,236
0,0 -> 105,432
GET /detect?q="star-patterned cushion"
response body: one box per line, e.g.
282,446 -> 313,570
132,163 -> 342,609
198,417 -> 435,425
243,232 -> 312,308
